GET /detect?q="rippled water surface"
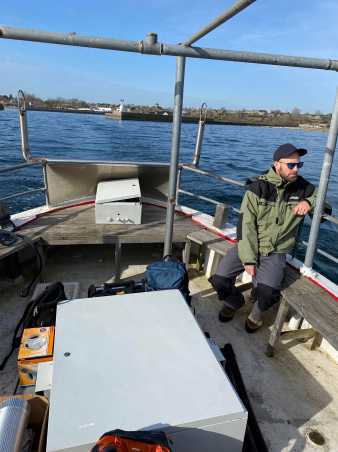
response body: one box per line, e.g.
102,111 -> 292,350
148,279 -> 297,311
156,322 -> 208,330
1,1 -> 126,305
0,109 -> 337,283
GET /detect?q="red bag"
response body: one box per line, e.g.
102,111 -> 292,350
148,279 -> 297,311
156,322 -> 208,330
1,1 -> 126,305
91,429 -> 172,452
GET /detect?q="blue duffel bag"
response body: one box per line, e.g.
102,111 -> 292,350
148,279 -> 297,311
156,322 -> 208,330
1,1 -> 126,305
145,256 -> 191,306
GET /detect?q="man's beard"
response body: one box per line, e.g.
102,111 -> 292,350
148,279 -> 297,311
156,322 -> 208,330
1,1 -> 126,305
284,173 -> 298,182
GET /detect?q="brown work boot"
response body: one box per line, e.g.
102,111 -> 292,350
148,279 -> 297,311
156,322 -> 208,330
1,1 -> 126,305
245,314 -> 263,333
218,305 -> 236,323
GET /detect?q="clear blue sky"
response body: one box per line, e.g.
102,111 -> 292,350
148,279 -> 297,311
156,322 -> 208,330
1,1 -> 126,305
2,0 -> 338,112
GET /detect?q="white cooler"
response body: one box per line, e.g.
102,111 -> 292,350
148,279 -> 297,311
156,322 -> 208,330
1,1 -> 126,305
95,178 -> 142,224
47,290 -> 247,452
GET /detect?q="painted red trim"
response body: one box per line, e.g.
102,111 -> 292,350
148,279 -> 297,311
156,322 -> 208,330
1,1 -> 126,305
305,275 -> 338,301
15,199 -> 95,230
191,217 -> 237,244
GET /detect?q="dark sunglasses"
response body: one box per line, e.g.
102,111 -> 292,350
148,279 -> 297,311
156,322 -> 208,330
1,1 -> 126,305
280,161 -> 304,169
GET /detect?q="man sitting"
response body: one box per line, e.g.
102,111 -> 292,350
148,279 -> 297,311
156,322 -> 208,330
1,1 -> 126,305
210,143 -> 318,333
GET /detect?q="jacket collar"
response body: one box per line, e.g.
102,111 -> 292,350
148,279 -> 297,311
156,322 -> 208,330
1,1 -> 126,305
261,166 -> 287,188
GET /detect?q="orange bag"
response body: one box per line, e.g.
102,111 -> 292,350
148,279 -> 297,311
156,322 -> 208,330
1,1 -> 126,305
91,429 -> 172,452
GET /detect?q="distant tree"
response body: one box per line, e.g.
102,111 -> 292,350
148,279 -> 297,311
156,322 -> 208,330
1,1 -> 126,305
270,109 -> 282,117
315,110 -> 322,115
291,107 -> 301,115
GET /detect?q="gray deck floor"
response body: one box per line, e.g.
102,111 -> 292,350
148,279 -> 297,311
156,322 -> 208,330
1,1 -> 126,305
1,243 -> 338,451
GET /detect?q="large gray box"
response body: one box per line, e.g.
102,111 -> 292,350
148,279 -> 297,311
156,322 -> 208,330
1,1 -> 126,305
95,178 -> 142,224
47,290 -> 247,452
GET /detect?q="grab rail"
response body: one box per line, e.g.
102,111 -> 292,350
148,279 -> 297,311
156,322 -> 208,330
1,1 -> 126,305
0,161 -> 42,174
0,160 -> 45,204
181,164 -> 245,187
179,163 -> 338,227
0,187 -> 46,202
17,89 -> 32,161
178,183 -> 338,266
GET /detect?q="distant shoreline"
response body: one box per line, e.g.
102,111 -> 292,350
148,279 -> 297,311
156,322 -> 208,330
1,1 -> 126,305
1,106 -> 329,131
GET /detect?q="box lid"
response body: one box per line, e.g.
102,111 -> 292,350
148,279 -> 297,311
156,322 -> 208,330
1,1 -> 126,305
96,178 -> 141,204
47,291 -> 246,451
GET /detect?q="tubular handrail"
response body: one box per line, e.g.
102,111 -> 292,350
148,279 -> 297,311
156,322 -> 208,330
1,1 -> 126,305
0,160 -> 45,205
17,89 -> 32,161
183,0 -> 256,46
304,89 -> 338,267
179,188 -> 222,206
181,163 -> 246,187
179,187 -> 338,265
17,89 -> 26,112
300,241 -> 338,265
1,26 -> 338,72
0,187 -> 46,202
0,161 -> 42,174
191,103 -> 208,167
179,164 -> 337,226
322,213 -> 338,225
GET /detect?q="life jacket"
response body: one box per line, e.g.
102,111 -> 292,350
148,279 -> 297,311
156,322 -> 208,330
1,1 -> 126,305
91,429 -> 172,452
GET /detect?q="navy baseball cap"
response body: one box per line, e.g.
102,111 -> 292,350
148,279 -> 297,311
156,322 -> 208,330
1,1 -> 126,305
273,143 -> 307,161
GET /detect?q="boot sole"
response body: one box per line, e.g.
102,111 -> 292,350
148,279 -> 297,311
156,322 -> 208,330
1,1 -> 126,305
245,319 -> 263,334
218,312 -> 235,323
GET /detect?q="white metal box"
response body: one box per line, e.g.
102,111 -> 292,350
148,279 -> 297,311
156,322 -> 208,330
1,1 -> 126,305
47,291 -> 247,452
95,178 -> 142,224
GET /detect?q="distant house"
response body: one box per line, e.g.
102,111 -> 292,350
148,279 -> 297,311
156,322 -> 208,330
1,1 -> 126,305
94,106 -> 112,113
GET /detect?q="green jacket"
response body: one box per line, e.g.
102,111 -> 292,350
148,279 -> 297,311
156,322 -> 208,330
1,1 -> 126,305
237,167 -> 317,264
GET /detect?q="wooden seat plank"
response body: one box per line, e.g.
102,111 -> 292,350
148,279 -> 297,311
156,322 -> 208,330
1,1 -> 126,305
281,267 -> 338,350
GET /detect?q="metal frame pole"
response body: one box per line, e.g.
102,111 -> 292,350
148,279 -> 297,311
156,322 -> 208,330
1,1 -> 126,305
304,88 -> 338,269
164,56 -> 186,257
183,0 -> 256,46
181,164 -> 245,187
192,103 -> 207,166
1,27 -> 338,72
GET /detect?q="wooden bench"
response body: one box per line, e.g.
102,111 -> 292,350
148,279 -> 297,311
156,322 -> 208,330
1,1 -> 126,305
266,267 -> 338,357
183,229 -> 233,273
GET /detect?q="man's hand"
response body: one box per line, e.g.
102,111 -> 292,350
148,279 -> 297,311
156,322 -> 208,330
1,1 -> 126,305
244,265 -> 256,277
293,200 -> 311,216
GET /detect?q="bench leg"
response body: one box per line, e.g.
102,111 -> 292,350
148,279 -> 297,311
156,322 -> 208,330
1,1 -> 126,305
266,297 -> 290,358
36,241 -> 47,281
114,241 -> 122,282
196,245 -> 204,272
205,249 -> 217,279
183,240 -> 192,269
310,332 -> 322,350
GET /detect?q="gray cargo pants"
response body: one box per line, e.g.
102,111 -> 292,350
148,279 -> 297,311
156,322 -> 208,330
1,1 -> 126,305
210,245 -> 286,312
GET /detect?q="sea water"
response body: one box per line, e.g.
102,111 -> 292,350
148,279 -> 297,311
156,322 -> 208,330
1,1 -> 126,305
0,109 -> 337,283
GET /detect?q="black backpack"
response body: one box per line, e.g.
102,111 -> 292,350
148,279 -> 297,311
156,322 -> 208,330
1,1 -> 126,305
145,256 -> 191,305
0,282 -> 66,371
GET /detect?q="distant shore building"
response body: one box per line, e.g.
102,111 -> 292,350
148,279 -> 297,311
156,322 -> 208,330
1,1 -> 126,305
94,106 -> 112,113
118,101 -> 125,113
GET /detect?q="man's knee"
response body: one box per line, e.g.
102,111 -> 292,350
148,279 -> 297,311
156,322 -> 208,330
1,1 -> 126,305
209,275 -> 233,300
256,283 -> 280,311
